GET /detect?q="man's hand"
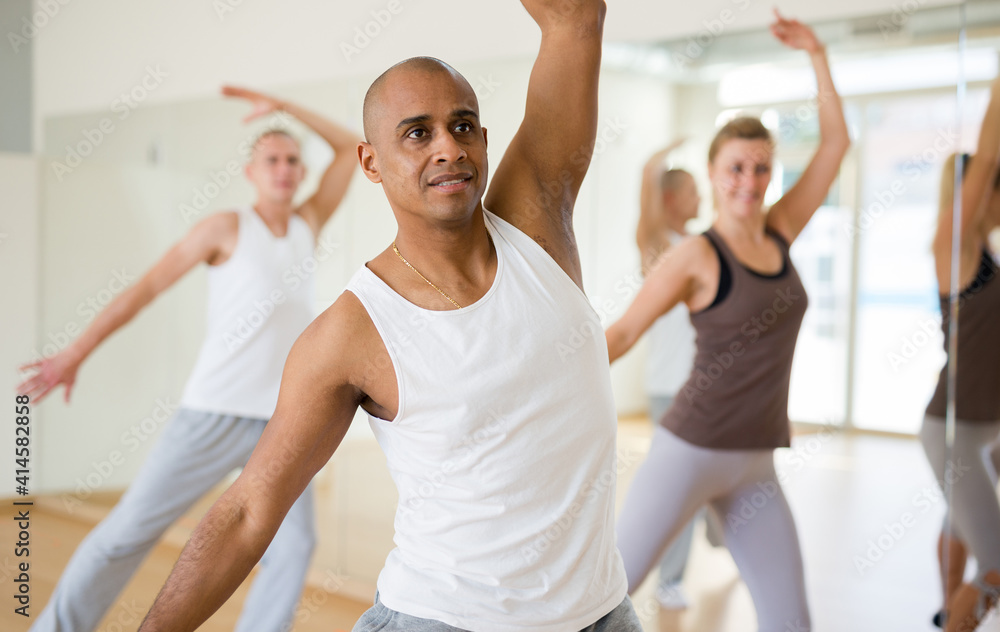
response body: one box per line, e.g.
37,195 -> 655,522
16,350 -> 83,404
644,139 -> 687,174
222,85 -> 286,122
519,0 -> 606,33
13,213 -> 231,407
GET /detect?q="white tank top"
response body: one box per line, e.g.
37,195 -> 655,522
345,210 -> 627,632
180,206 -> 316,419
645,231 -> 696,398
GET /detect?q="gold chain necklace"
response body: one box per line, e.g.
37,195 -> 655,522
392,242 -> 462,309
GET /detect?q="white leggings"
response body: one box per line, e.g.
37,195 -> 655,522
920,415 -> 1000,583
616,426 -> 810,631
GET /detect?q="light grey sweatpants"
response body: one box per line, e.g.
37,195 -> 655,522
353,592 -> 642,631
31,408 -> 316,632
616,425 -> 810,631
920,415 -> 1000,583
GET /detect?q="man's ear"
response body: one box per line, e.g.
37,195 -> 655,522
359,142 -> 382,184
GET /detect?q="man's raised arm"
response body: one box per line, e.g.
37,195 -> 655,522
137,299 -> 366,631
485,0 -> 606,288
222,85 -> 362,236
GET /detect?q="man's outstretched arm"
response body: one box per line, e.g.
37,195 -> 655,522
16,214 -> 230,403
485,0 -> 606,288
137,298 -> 366,631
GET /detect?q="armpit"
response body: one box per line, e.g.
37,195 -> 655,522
533,235 -> 556,258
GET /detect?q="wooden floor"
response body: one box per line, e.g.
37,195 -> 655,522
0,420 -> 993,632
0,496 -> 368,632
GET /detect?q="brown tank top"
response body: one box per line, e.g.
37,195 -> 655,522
926,249 -> 1000,421
661,227 -> 808,450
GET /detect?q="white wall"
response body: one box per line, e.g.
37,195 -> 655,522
37,161 -> 194,496
30,0 -> 961,145
0,153 -> 39,498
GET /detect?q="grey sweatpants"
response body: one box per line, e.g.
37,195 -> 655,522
920,415 -> 1000,583
352,592 -> 642,631
31,408 -> 316,632
616,425 -> 810,631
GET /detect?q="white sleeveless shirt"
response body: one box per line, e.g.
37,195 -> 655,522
345,210 -> 627,631
180,206 -> 316,419
645,231 -> 696,398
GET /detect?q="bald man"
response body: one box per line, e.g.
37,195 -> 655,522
19,86 -> 359,632
137,2 -> 639,630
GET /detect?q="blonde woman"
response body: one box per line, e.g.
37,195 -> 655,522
606,11 -> 849,628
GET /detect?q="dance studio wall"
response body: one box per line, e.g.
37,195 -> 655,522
31,56 -> 674,494
29,0 -> 962,149
1,154 -> 39,498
